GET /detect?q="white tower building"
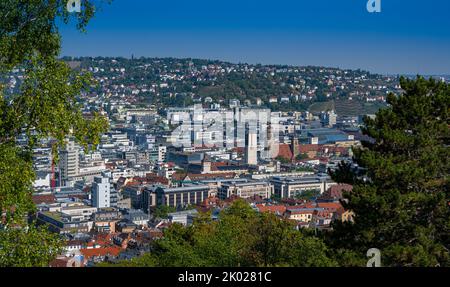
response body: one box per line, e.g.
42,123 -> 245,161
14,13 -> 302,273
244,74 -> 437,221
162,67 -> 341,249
92,175 -> 111,208
245,131 -> 258,165
59,138 -> 79,185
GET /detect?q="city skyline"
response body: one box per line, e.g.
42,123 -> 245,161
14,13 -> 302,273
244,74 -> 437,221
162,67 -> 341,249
1,0 -> 448,270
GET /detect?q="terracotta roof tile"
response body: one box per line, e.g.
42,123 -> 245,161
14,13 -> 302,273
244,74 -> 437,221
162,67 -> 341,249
80,246 -> 121,259
32,194 -> 56,205
256,204 -> 287,214
277,144 -> 293,161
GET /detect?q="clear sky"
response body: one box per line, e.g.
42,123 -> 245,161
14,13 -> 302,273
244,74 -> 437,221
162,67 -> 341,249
60,0 -> 450,75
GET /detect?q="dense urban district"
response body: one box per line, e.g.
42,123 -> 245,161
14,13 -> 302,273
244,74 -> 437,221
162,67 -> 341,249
1,57 -> 449,267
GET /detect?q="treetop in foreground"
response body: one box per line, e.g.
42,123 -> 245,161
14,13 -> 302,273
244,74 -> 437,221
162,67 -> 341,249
329,77 -> 449,267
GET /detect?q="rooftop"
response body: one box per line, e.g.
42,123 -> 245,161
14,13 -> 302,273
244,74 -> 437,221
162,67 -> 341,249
158,185 -> 210,193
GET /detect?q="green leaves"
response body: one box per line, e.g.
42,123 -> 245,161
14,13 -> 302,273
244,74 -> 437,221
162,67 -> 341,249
11,57 -> 107,149
152,205 -> 177,219
0,144 -> 35,225
0,224 -> 64,267
0,0 -> 110,266
329,77 -> 450,266
110,200 -> 336,267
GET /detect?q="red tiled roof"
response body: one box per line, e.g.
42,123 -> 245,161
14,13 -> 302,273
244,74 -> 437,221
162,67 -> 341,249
316,202 -> 342,212
298,144 -> 320,153
321,184 -> 353,200
201,196 -> 220,207
32,194 -> 56,205
277,144 -> 293,161
80,246 -> 121,259
313,209 -> 333,219
287,209 -> 315,215
329,183 -> 353,194
278,144 -> 321,162
171,172 -> 187,181
322,146 -> 348,154
334,205 -> 347,216
294,202 -> 316,209
93,233 -> 113,246
105,163 -> 116,169
256,204 -> 287,214
49,258 -> 75,268
125,180 -> 141,187
232,147 -> 245,154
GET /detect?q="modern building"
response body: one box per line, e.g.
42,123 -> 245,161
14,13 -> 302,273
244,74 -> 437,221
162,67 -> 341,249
92,208 -> 122,233
285,207 -> 317,222
59,138 -> 79,185
123,209 -> 149,226
33,171 -> 51,190
155,185 -> 211,209
37,204 -> 97,234
270,175 -> 335,199
245,131 -> 258,165
92,175 -> 111,208
218,180 -> 273,200
122,185 -> 145,210
38,211 -> 93,234
168,209 -> 199,226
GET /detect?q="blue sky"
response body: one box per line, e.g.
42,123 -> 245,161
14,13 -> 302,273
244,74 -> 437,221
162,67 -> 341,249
60,0 -> 450,75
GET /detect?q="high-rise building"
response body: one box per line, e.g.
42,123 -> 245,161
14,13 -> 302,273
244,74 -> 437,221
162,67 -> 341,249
59,138 -> 79,185
245,131 -> 258,165
92,175 -> 111,208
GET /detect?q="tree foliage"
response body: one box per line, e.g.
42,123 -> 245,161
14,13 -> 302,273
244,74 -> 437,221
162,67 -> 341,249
106,200 -> 336,267
152,205 -> 176,219
0,0 -> 109,266
328,77 -> 450,267
0,224 -> 64,267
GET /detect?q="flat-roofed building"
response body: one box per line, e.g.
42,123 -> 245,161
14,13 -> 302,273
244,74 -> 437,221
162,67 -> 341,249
199,177 -> 247,197
218,180 -> 273,200
168,209 -> 199,226
285,207 -> 318,222
123,209 -> 149,226
155,185 -> 211,208
60,204 -> 97,221
270,175 -> 335,199
59,138 -> 79,185
37,205 -> 97,234
122,185 -> 145,209
92,208 -> 122,233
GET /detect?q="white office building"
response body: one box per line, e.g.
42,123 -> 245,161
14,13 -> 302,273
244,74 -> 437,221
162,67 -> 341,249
245,131 -> 258,165
92,175 -> 111,208
59,138 -> 80,185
